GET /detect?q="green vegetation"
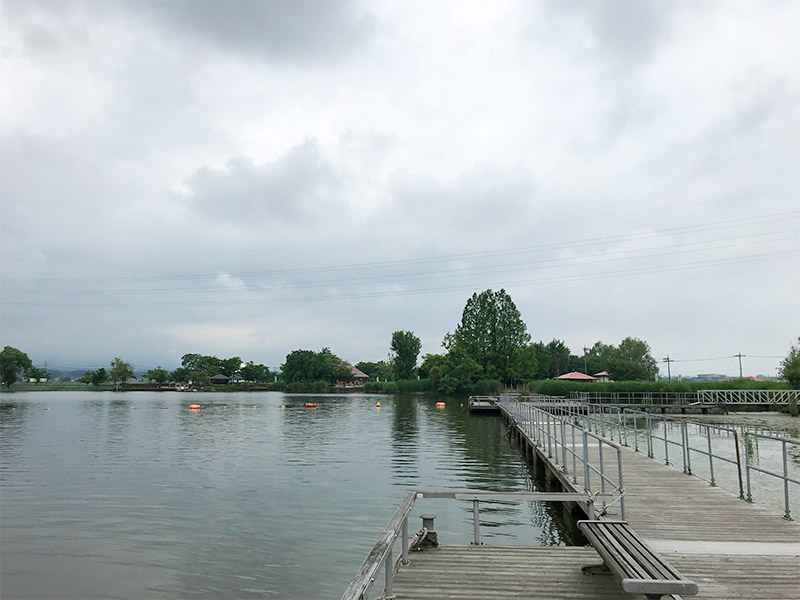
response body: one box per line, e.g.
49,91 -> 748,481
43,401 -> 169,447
109,358 -> 134,391
143,367 -> 169,385
280,347 -> 351,384
78,368 -> 109,386
355,360 -> 393,381
390,331 -> 422,380
779,337 -> 800,388
787,396 -> 799,417
0,346 -> 33,387
443,289 -> 531,385
3,303 -> 794,398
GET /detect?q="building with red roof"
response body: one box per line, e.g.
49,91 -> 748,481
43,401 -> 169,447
555,371 -> 597,381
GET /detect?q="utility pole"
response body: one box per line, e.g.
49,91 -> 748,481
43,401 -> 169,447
583,346 -> 589,374
662,356 -> 674,382
734,353 -> 745,379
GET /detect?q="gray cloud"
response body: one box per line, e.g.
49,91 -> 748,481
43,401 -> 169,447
185,141 -> 341,225
127,0 -> 375,61
532,0 -> 672,69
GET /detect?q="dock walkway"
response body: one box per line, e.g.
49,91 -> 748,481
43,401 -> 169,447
389,401 -> 799,600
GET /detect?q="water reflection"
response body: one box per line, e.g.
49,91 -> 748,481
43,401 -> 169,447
391,395 -> 419,485
1,392 -> 586,599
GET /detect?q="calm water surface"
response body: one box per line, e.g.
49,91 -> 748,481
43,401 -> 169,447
1,392 -> 571,599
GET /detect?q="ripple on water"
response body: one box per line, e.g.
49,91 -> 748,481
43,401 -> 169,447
2,391 -> 573,599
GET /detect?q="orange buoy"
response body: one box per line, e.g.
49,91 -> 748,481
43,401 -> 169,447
305,403 -> 317,408
435,402 -> 446,408
189,404 -> 201,410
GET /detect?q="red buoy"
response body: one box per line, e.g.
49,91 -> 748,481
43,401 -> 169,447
189,404 -> 201,410
305,403 -> 317,408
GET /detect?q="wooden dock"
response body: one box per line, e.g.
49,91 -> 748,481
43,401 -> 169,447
385,401 -> 800,600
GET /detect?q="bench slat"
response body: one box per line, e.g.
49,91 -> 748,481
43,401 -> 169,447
613,523 -> 682,580
578,520 -> 698,597
580,522 -> 650,580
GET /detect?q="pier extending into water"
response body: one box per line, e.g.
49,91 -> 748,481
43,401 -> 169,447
568,389 -> 799,414
342,395 -> 800,600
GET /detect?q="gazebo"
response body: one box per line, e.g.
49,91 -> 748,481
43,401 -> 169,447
555,371 -> 597,381
593,371 -> 611,383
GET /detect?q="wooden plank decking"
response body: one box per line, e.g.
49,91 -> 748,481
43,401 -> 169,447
392,405 -> 800,600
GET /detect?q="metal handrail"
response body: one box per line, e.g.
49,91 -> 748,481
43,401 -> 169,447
340,489 -> 613,600
619,408 -> 745,499
743,432 -> 800,520
340,490 -> 416,600
500,397 -> 626,520
534,399 -> 744,497
698,389 -> 800,404
528,399 -> 800,519
570,391 -> 697,405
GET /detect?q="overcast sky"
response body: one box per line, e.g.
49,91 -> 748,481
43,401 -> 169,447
1,0 -> 798,378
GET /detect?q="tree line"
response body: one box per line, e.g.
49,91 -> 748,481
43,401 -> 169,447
2,301 -> 799,392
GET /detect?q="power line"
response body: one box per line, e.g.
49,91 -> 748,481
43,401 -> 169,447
5,209 -> 799,284
6,227 -> 796,296
4,248 -> 797,307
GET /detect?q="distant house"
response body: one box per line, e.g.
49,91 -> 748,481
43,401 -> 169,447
210,374 -> 230,385
343,363 -> 369,386
230,374 -> 245,384
593,371 -> 611,383
555,371 -> 597,382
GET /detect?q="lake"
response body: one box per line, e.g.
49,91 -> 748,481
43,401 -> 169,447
0,392 -> 574,599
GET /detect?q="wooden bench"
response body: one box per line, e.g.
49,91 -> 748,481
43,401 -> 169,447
577,520 -> 698,600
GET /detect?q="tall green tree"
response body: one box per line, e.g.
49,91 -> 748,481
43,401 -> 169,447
779,337 -> 800,388
418,354 -> 447,388
78,368 -> 108,386
439,346 -> 483,394
0,346 -> 33,387
444,289 -> 530,385
546,339 -> 571,378
219,357 -> 243,377
144,367 -> 169,385
608,337 -> 658,381
240,361 -> 271,383
356,361 -> 393,381
508,345 -> 539,385
109,358 -> 134,391
390,331 -> 422,380
181,353 -> 221,376
281,348 -> 351,383
585,341 -> 615,374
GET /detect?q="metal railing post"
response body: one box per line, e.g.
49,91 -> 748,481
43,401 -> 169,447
385,541 -> 393,596
647,414 -> 654,458
664,419 -> 670,466
598,439 -> 607,514
561,421 -> 568,472
745,432 -> 753,502
546,413 -> 553,458
617,448 -> 625,520
733,430 -> 745,500
633,412 -> 639,452
600,404 -> 606,437
681,421 -> 692,475
401,517 -> 409,564
707,428 -> 716,486
782,440 -> 792,521
472,498 -> 481,545
571,423 -> 577,484
621,411 -> 628,447
583,430 -> 590,493
599,439 -> 606,494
